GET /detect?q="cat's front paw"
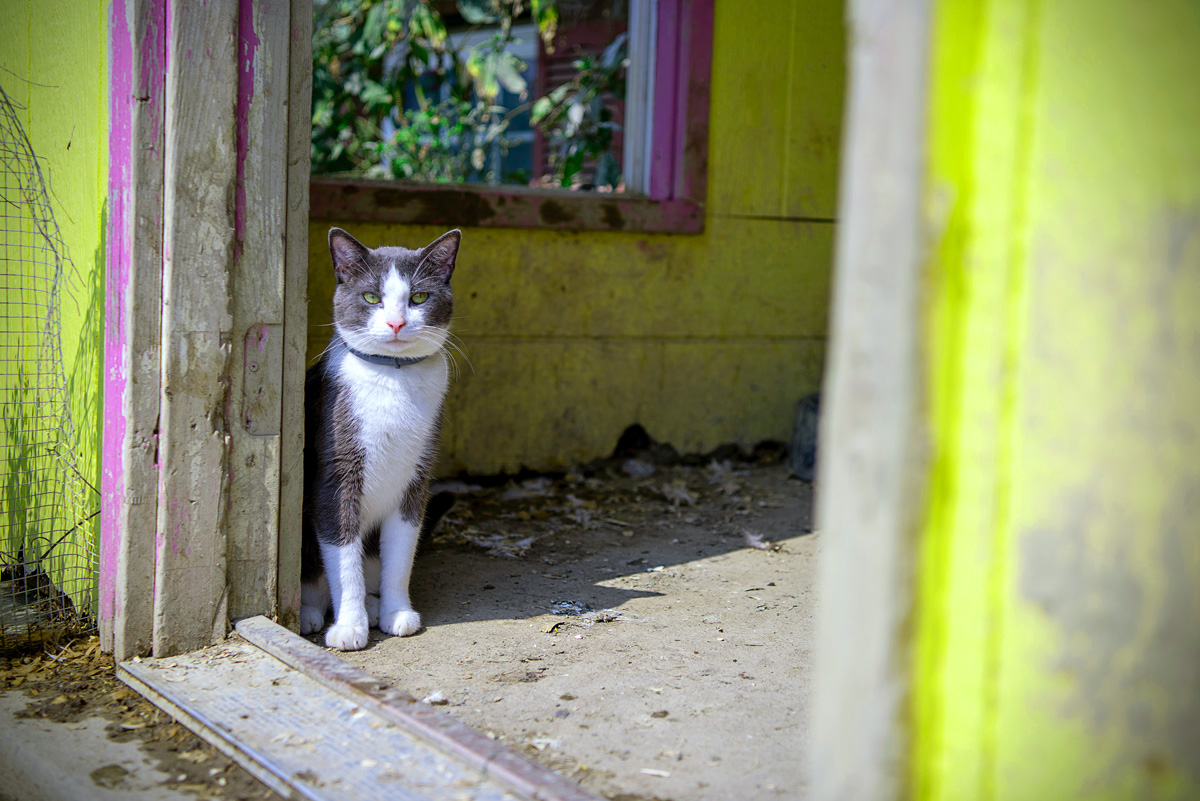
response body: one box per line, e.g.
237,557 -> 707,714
325,623 -> 370,651
379,608 -> 421,637
299,604 -> 326,635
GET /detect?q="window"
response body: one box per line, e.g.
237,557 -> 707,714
309,0 -> 713,233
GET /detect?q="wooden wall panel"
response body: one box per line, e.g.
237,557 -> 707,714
104,0 -> 168,658
225,0 -> 291,623
708,0 -> 844,221
277,0 -> 312,631
783,0 -> 846,220
808,1 -> 932,799
154,0 -> 238,655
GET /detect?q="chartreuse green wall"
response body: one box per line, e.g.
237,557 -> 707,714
0,0 -> 107,596
914,1 -> 1200,799
308,0 -> 846,475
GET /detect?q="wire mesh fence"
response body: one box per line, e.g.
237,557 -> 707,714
0,82 -> 101,654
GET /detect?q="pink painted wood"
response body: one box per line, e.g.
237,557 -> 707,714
649,0 -> 681,201
100,0 -> 135,651
308,177 -> 704,232
102,0 -> 169,657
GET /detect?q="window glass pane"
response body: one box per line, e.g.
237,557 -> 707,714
311,0 -> 637,192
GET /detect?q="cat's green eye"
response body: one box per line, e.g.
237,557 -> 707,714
363,292 -> 381,304
410,291 -> 429,305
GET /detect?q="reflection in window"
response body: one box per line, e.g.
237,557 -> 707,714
311,0 -> 652,193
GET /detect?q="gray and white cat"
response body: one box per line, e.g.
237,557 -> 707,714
300,227 -> 461,651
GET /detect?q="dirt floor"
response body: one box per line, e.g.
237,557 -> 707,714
0,441 -> 817,801
334,444 -> 820,801
0,637 -> 283,800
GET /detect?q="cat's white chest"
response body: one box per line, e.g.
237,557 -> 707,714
337,353 -> 448,529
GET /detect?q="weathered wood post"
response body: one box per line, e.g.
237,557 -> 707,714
101,0 -> 310,658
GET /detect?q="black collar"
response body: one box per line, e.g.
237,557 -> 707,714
344,343 -> 430,368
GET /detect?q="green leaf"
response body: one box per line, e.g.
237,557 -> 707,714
530,96 -> 552,123
466,49 -> 500,100
493,51 -> 528,95
531,0 -> 558,49
561,151 -> 584,186
457,0 -> 499,24
363,3 -> 389,47
360,80 -> 393,108
595,150 -> 620,189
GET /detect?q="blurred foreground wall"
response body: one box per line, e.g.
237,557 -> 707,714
814,1 -> 1200,799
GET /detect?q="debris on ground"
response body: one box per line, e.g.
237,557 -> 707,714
432,428 -> 797,564
742,529 -> 781,551
421,689 -> 449,705
542,601 -> 622,633
0,636 -> 282,799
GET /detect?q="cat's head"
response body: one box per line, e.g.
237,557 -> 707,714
328,227 -> 460,359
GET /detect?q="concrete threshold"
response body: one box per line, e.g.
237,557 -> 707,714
116,616 -> 599,801
0,691 -> 195,801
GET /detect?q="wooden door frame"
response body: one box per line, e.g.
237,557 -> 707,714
101,0 -> 311,658
808,0 -> 933,798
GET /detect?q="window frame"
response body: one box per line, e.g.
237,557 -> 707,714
308,0 -> 713,234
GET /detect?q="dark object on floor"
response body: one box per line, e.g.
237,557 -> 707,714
417,491 -> 457,550
611,423 -> 681,467
788,394 -> 820,482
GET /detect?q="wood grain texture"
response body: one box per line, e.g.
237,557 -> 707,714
277,0 -> 312,631
226,0 -> 289,624
120,621 -> 600,801
119,636 -> 527,801
154,0 -> 238,656
110,0 -> 168,659
235,616 -> 603,801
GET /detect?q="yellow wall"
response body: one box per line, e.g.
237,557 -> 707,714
308,1 -> 846,475
0,0 -> 107,594
914,1 -> 1200,798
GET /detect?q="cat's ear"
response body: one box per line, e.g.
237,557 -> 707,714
419,229 -> 461,284
329,227 -> 370,284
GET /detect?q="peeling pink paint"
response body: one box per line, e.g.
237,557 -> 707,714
234,0 -> 260,260
101,0 -> 135,632
253,323 -> 269,352
137,0 -> 167,144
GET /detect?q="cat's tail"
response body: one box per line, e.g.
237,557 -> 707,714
417,490 -> 456,551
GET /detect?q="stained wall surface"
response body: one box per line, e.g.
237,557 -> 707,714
0,0 -> 107,597
913,1 -> 1200,798
307,1 -> 846,475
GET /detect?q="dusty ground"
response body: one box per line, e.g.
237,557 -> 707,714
0,638 -> 283,800
333,446 -> 819,801
0,442 -> 817,801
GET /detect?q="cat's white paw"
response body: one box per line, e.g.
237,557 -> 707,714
299,604 -> 326,635
379,608 -> 421,637
325,623 -> 370,651
365,594 -> 380,628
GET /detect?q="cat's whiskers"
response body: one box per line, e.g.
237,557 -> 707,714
441,331 -> 474,375
429,333 -> 472,380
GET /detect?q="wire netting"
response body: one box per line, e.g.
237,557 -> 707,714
0,82 -> 101,653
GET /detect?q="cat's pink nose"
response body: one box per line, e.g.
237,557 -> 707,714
387,319 -> 406,333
